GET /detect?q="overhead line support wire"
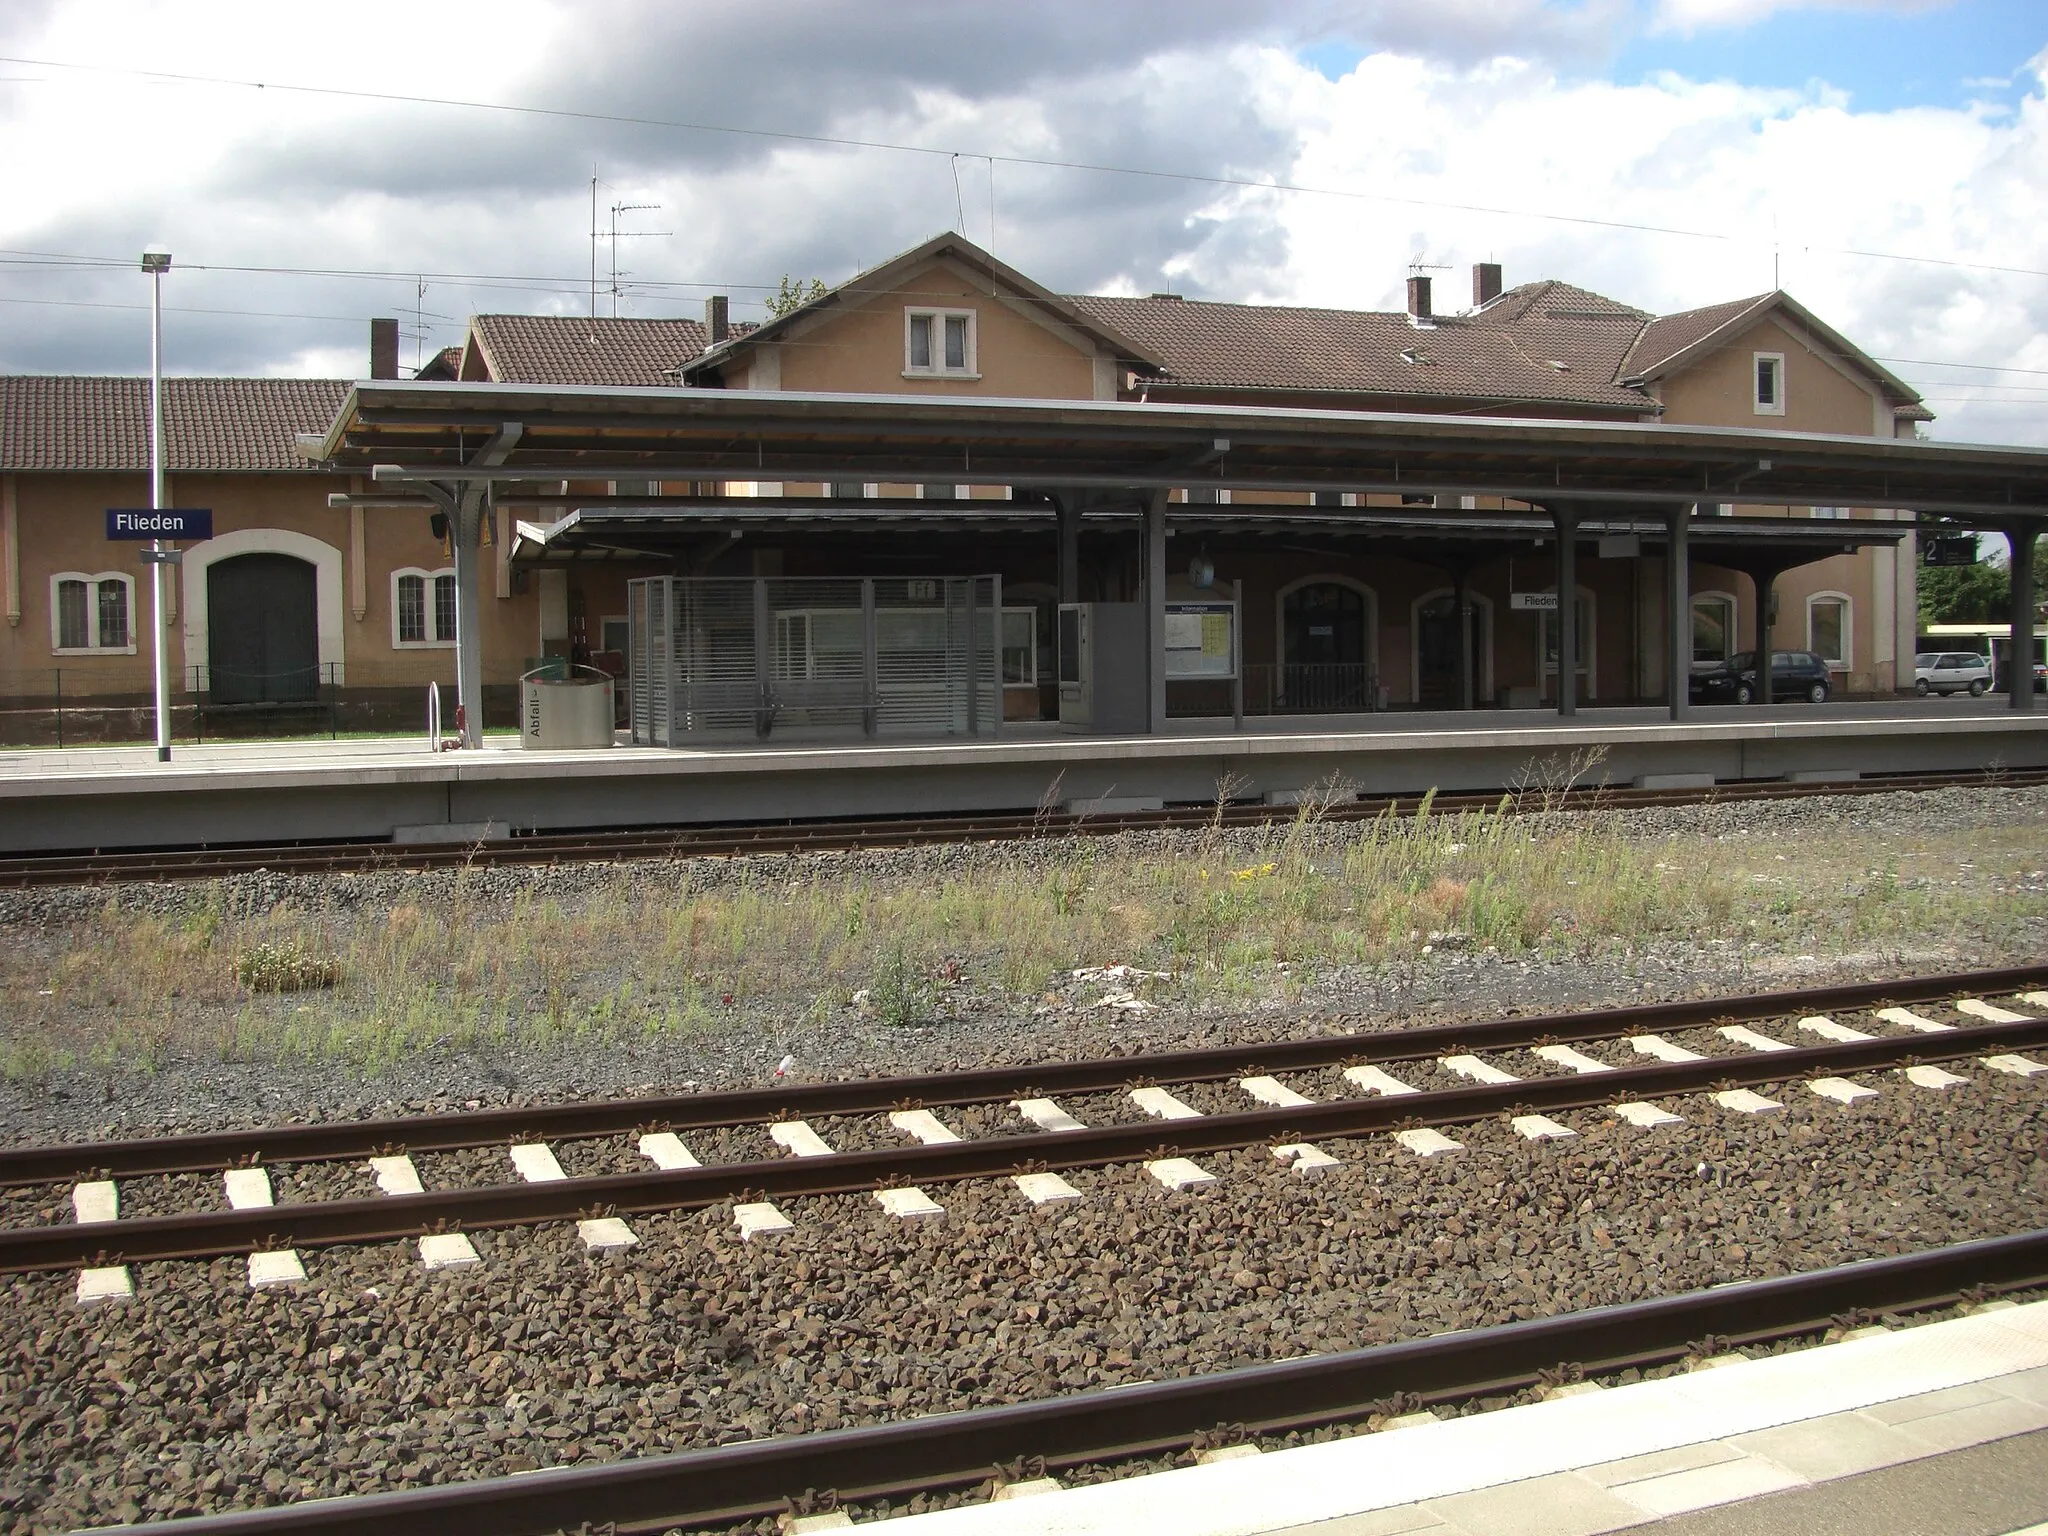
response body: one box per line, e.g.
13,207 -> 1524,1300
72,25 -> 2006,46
4,53 -> 2048,282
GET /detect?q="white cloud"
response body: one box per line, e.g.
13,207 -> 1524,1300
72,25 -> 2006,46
1647,0 -> 1948,37
0,1 -> 2043,443
1262,46 -> 2048,442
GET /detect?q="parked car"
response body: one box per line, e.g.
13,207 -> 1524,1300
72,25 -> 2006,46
1990,657 -> 2048,693
1690,650 -> 1833,704
1913,652 -> 1992,696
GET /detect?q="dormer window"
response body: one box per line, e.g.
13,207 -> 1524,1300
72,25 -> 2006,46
906,309 -> 977,378
1753,351 -> 1785,415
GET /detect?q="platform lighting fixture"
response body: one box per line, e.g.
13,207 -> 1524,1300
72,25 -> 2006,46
142,246 -> 172,762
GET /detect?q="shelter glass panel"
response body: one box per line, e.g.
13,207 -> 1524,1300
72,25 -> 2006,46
629,575 -> 999,744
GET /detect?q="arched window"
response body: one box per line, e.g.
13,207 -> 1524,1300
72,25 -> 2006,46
50,571 -> 135,655
1409,587 -> 1495,705
1275,576 -> 1377,711
392,567 -> 458,648
1807,591 -> 1852,668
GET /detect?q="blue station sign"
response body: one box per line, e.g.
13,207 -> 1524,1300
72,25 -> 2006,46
106,508 -> 212,541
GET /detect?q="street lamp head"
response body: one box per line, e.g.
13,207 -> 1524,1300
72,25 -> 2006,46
141,248 -> 171,274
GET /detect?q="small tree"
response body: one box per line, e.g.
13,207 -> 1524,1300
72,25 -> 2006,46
765,275 -> 828,318
1918,559 -> 2011,627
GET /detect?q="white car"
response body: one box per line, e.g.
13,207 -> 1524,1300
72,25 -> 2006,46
1914,651 -> 1992,696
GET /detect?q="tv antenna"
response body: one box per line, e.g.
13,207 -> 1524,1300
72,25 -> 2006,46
605,200 -> 669,318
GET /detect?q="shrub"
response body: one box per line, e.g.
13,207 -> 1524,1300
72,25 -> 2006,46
869,941 -> 934,1027
235,940 -> 341,993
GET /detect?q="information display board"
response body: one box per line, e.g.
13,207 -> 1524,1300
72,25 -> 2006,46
1164,600 -> 1237,679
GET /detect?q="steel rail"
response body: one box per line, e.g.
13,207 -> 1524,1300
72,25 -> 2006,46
6,964 -> 2045,1187
10,1015 -> 2045,1274
74,1228 -> 2048,1536
3,766 -> 2041,889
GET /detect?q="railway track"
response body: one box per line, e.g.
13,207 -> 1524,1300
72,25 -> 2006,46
72,1231 -> 2048,1536
8,965 -> 2044,1280
3,764 -> 2042,888
11,965 -> 2046,1534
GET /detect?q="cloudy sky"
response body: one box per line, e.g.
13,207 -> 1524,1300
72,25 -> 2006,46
1,0 -> 2044,441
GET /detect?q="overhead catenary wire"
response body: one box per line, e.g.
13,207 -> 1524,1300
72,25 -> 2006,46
4,52 -> 2048,284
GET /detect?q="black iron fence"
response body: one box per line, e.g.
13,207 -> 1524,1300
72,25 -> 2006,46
1164,663 -> 1383,722
0,665 -> 524,747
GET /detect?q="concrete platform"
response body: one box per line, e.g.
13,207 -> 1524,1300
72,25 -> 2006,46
0,700 -> 2042,853
872,1298 -> 2048,1535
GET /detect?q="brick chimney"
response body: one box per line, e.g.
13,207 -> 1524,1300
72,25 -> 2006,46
369,317 -> 399,379
704,295 -> 729,347
1473,262 -> 1503,307
1406,275 -> 1433,322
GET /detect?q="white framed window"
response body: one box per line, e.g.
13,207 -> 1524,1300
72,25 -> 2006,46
904,308 -> 978,378
1807,591 -> 1851,668
1539,586 -> 1598,700
1753,351 -> 1786,415
50,571 -> 136,654
1691,592 -> 1738,664
1001,606 -> 1037,686
392,567 -> 457,648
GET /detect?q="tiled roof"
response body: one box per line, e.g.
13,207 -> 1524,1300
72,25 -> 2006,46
468,314 -> 711,386
1066,284 -> 1658,413
411,345 -> 465,382
0,376 -> 348,472
1619,295 -> 1769,380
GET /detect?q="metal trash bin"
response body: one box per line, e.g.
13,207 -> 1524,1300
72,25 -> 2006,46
520,664 -> 615,750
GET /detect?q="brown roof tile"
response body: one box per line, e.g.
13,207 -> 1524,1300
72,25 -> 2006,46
1618,294 -> 1769,380
0,376 -> 348,472
469,314 -> 709,386
1067,285 -> 1657,413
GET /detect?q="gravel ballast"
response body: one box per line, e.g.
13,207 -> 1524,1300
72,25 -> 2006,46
0,1067 -> 2042,1532
0,784 -> 2043,1532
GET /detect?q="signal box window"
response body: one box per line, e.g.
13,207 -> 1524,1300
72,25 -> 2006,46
1753,351 -> 1786,415
905,309 -> 977,377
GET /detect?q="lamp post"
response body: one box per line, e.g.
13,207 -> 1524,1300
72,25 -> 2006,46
142,247 -> 171,762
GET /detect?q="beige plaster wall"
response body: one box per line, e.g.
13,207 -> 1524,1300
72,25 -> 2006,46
1,471 -> 540,699
770,261 -> 1103,400
1658,315 -> 1884,437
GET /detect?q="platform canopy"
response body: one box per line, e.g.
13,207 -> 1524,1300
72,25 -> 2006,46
306,382 -> 2048,745
508,497 -> 1905,564
310,381 -> 2048,518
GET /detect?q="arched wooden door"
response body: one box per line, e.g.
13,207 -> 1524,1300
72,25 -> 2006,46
207,553 -> 318,703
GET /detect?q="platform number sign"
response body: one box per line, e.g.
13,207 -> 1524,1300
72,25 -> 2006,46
1922,535 -> 1979,567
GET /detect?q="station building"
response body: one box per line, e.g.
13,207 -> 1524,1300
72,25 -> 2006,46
0,233 -> 1930,739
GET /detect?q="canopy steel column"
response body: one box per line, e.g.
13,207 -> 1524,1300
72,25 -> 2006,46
1456,566 -> 1475,712
1550,505 -> 1581,716
452,491 -> 486,747
1667,505 -> 1693,722
1145,489 -> 1167,734
1056,495 -> 1081,605
2006,518 -> 2041,712
385,422 -> 522,750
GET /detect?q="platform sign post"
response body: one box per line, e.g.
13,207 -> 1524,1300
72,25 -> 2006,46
108,501 -> 212,759
142,248 -> 173,761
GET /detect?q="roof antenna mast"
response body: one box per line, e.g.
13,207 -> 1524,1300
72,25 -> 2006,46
607,201 -> 669,319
